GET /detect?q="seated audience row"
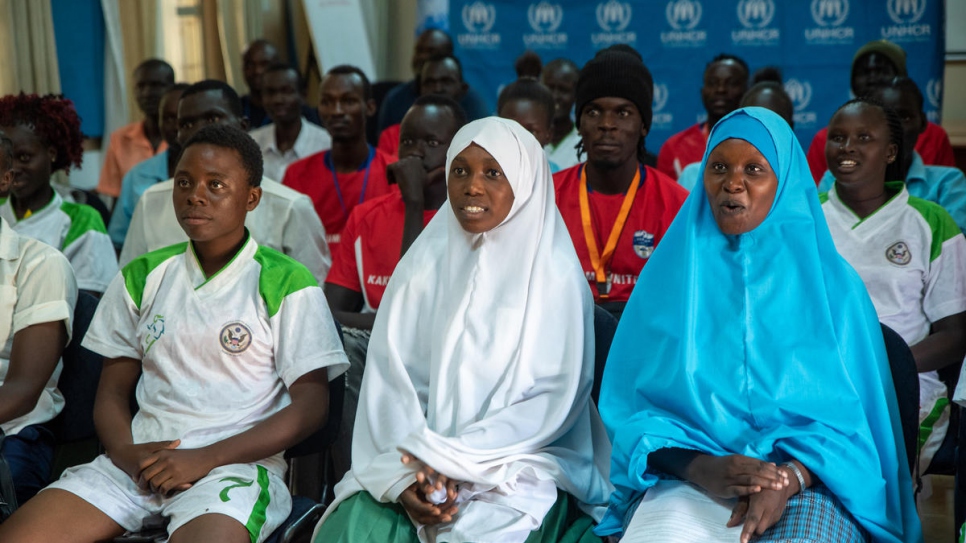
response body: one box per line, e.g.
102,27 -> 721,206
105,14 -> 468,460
0,31 -> 955,543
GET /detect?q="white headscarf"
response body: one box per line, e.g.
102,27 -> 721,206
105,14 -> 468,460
319,117 -> 612,542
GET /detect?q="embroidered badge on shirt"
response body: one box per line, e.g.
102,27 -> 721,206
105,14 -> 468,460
633,230 -> 655,259
885,241 -> 912,266
143,315 -> 165,354
220,322 -> 252,354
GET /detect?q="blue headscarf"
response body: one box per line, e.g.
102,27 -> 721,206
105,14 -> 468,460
596,108 -> 921,542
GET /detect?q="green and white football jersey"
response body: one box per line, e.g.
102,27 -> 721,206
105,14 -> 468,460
82,235 -> 348,478
0,192 -> 117,293
822,181 -> 966,470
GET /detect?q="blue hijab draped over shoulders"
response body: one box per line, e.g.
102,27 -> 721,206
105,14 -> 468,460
596,108 -> 921,542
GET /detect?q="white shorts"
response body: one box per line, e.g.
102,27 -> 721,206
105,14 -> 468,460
46,454 -> 292,542
919,372 -> 950,473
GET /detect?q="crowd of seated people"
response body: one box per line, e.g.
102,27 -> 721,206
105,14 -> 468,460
0,29 -> 963,543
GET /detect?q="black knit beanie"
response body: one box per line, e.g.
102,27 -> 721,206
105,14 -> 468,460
575,46 -> 653,131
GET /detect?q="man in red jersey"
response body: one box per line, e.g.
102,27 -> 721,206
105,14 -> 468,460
282,65 -> 392,258
657,54 -> 748,180
554,45 -> 688,318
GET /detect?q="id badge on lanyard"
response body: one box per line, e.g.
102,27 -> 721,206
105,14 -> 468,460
578,165 -> 641,299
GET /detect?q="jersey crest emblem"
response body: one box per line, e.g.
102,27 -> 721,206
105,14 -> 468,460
143,314 -> 165,354
220,322 -> 253,354
632,230 -> 655,259
885,241 -> 911,265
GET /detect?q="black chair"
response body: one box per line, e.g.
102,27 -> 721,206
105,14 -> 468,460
592,305 -> 619,405
69,188 -> 113,227
880,323 -> 920,475
920,352 -> 964,537
48,291 -> 103,480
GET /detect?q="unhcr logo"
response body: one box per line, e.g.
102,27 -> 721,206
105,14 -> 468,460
528,2 -> 563,33
591,1 -> 636,47
661,0 -> 706,47
784,79 -> 817,126
811,0 -> 849,26
805,0 -> 853,43
596,0 -> 632,32
651,83 -> 672,127
737,0 -> 774,28
882,0 -> 930,41
462,2 -> 495,33
459,2 -> 500,48
733,0 -> 778,45
888,0 -> 926,24
525,2 -> 567,48
926,79 -> 941,122
666,0 -> 702,30
927,79 -> 942,108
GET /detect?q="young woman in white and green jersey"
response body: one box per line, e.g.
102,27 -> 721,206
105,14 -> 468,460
820,97 -> 966,472
0,124 -> 349,543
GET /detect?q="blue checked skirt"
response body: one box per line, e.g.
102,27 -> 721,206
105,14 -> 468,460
755,485 -> 869,542
621,484 -> 869,543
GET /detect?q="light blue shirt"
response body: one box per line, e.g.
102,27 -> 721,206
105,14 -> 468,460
675,161 -> 702,192
108,150 -> 170,249
819,152 -> 966,234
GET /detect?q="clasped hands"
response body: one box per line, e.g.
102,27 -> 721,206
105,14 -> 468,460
110,439 -> 213,497
399,452 -> 462,526
688,454 -> 799,543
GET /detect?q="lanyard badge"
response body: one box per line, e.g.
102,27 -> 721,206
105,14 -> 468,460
578,165 -> 641,299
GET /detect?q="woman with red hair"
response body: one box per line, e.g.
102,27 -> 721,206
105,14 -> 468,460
0,93 -> 117,295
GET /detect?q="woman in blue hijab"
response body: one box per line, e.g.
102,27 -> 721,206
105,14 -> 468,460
596,107 -> 920,543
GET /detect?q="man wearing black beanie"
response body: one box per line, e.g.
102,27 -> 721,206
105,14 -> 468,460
553,45 -> 688,318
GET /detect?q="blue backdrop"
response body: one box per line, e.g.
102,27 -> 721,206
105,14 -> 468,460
449,0 -> 945,152
51,0 -> 106,138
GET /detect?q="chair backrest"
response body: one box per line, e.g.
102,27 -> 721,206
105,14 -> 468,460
285,320 -> 346,460
50,291 -> 102,442
592,305 -> 619,405
880,323 -> 919,474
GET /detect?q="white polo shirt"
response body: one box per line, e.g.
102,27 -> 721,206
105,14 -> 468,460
0,218 -> 77,435
82,236 -> 348,478
545,126 -> 581,171
119,177 -> 331,283
249,119 -> 332,183
822,182 -> 966,433
0,192 -> 117,293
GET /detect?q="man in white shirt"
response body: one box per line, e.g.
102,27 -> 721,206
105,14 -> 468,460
120,80 -> 331,282
248,65 -> 331,182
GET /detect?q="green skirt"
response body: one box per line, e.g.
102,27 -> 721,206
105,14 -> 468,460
314,489 -> 601,543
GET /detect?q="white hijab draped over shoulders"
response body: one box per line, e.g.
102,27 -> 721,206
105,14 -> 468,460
323,117 -> 612,542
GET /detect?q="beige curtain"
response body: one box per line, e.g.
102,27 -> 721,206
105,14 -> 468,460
0,0 -> 61,96
215,0 -> 261,90
209,0 -> 286,94
116,0 -> 163,122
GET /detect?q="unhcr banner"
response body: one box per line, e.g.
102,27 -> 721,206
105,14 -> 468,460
451,0 -> 945,150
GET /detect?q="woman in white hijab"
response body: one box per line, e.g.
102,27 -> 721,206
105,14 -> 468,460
312,117 -> 612,543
